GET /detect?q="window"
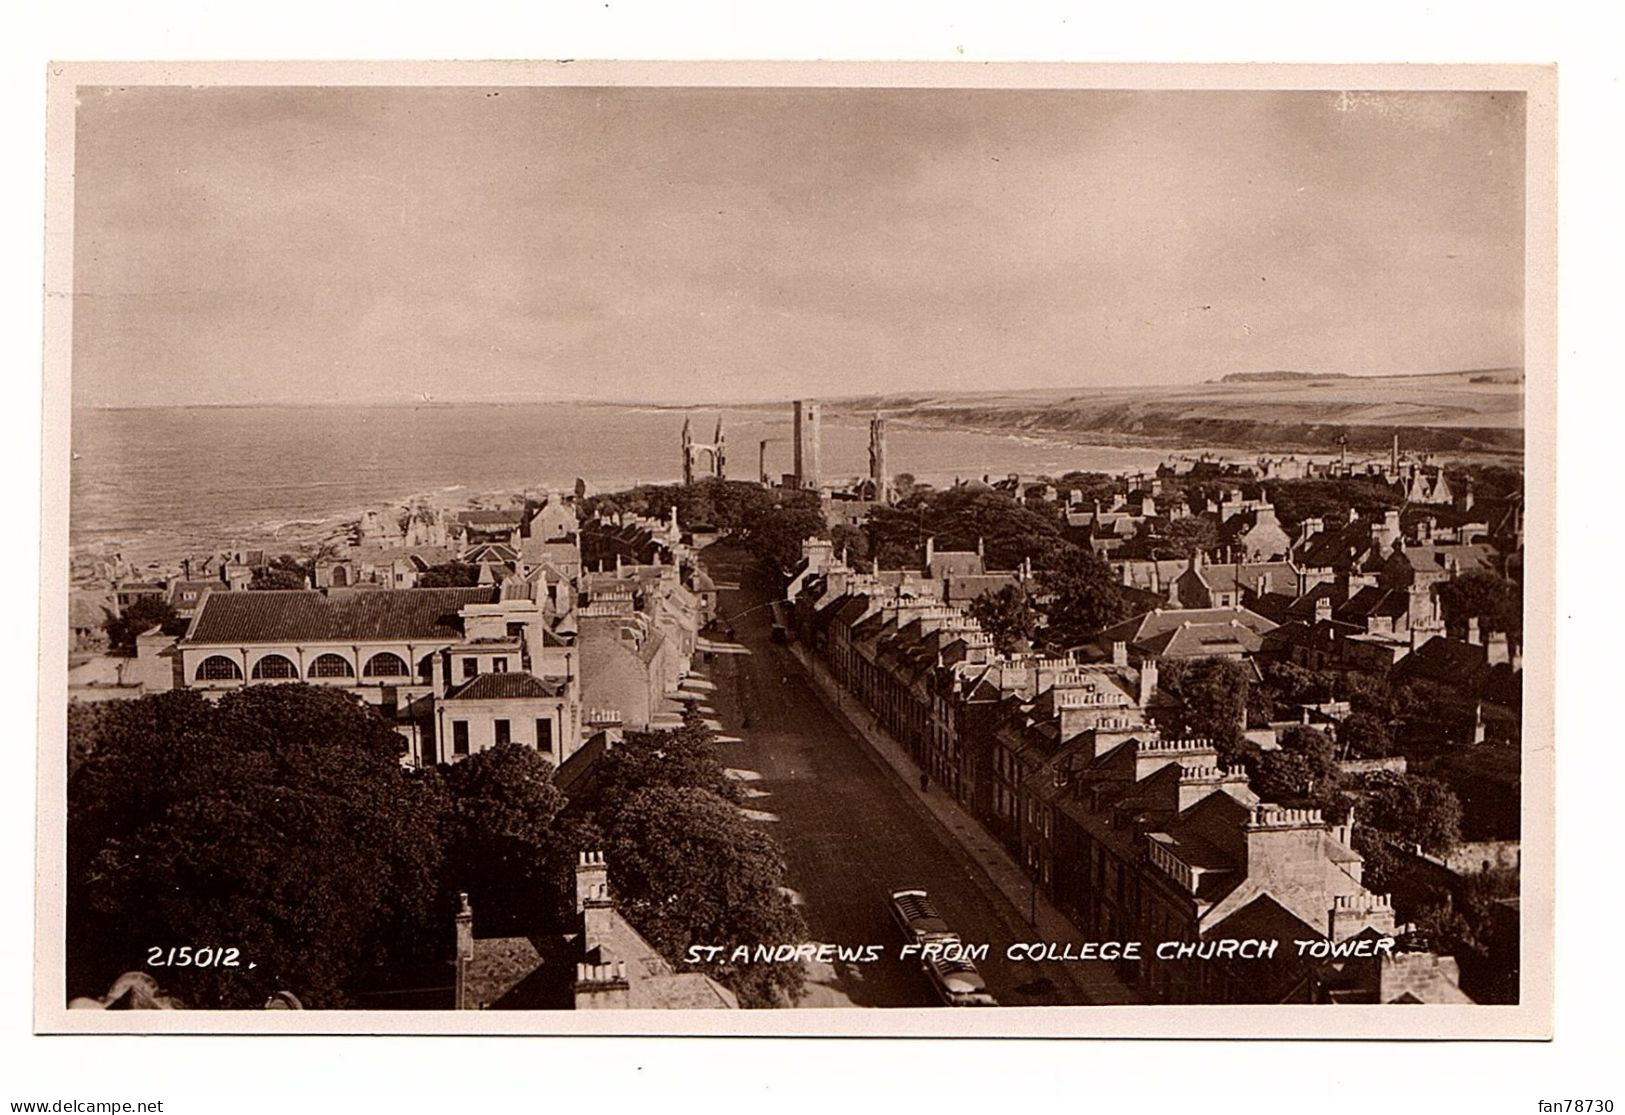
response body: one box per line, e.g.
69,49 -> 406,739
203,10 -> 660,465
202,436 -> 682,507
535,718 -> 553,753
452,721 -> 470,756
493,657 -> 509,673
506,623 -> 525,640
251,654 -> 299,680
363,652 -> 410,678
462,657 -> 479,680
309,653 -> 354,678
494,719 -> 511,746
197,655 -> 242,681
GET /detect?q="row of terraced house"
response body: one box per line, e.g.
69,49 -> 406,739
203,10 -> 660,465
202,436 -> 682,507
789,537 -> 1474,1005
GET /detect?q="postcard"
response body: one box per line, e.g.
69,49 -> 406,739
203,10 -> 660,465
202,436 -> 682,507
37,61 -> 1555,1038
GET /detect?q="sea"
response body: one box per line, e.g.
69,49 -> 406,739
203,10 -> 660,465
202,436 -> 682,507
68,402 -> 1230,566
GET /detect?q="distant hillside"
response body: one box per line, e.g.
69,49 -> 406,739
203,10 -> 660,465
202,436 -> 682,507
1214,371 -> 1352,384
830,369 -> 1524,456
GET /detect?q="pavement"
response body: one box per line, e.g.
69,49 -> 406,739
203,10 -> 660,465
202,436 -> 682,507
790,642 -> 1138,1007
698,542 -> 1138,1008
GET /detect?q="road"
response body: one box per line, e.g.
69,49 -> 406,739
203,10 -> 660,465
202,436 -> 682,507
697,542 -> 1125,1008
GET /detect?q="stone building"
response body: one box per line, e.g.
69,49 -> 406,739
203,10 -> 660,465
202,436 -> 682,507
452,851 -> 738,1010
681,417 -> 726,485
162,586 -> 584,767
792,399 -> 821,490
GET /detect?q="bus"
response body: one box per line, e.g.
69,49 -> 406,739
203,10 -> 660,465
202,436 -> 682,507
888,888 -> 998,1007
922,952 -> 998,1008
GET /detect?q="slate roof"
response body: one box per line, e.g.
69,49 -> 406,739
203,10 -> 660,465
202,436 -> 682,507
926,551 -> 986,579
1335,585 -> 1412,623
1392,636 -> 1493,688
1097,607 -> 1276,659
1397,543 -> 1499,577
184,587 -> 497,644
444,672 -> 570,701
459,510 -> 523,526
944,572 -> 1021,605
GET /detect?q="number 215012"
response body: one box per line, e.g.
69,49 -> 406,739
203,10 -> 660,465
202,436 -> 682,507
146,946 -> 241,968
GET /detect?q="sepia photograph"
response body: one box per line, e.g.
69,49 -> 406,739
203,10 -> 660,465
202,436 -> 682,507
36,61 -> 1555,1039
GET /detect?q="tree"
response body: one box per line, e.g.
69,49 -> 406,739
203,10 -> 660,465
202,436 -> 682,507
1156,516 -> 1218,560
1436,570 -> 1523,640
1253,725 -> 1344,806
102,596 -> 177,654
1338,711 -> 1393,758
969,584 -> 1037,655
828,523 -> 871,569
1350,825 -> 1405,896
67,685 -> 450,1008
863,487 -> 1063,573
747,504 -> 829,574
441,743 -> 569,933
1252,749 -> 1315,804
1036,543 -> 1134,649
417,561 -> 481,588
1154,657 -> 1251,758
592,711 -> 741,807
600,786 -> 807,1008
1360,771 -> 1464,855
250,554 -> 308,590
1267,478 -> 1402,533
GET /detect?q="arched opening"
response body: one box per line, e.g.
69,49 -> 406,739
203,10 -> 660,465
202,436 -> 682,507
197,655 -> 243,681
309,653 -> 355,679
251,654 -> 299,680
332,566 -> 349,587
363,652 -> 410,679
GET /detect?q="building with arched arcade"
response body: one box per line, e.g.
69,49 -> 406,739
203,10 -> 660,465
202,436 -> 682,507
171,586 -> 583,768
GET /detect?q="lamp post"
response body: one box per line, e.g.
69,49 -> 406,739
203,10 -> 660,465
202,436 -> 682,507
1030,861 -> 1039,931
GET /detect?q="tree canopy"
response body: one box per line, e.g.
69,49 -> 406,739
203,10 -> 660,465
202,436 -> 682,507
1155,516 -> 1218,560
599,785 -> 807,1008
1155,656 -> 1252,760
102,596 -> 178,654
1436,569 -> 1523,639
250,554 -> 309,591
68,686 -> 449,1008
865,488 -> 1062,572
1251,725 -> 1346,813
440,743 -> 570,934
1358,770 -> 1464,856
1035,543 -> 1134,650
417,561 -> 481,588
968,584 -> 1037,655
566,710 -> 805,1007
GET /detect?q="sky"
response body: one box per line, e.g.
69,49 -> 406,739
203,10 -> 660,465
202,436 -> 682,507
70,86 -> 1525,408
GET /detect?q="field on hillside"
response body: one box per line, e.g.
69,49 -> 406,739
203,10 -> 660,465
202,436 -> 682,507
830,369 -> 1524,456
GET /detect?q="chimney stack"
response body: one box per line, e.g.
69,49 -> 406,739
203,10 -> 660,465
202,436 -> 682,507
576,850 -> 610,914
1466,617 -> 1482,646
1138,659 -> 1159,707
1112,641 -> 1129,668
1314,596 -> 1333,624
1485,630 -> 1509,665
455,892 -> 474,961
573,960 -> 631,1010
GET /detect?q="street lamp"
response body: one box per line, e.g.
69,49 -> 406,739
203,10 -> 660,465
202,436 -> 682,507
1028,851 -> 1039,931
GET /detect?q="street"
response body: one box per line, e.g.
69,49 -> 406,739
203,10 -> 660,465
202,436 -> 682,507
697,542 -> 1127,1008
